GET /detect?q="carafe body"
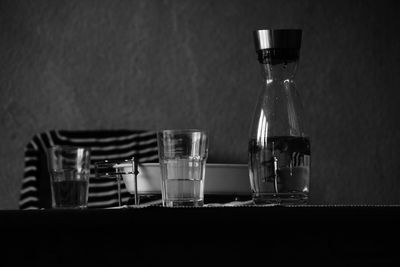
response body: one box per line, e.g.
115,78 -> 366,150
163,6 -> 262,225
248,29 -> 310,205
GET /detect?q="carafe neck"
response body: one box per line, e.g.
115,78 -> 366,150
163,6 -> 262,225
257,48 -> 299,82
262,61 -> 298,82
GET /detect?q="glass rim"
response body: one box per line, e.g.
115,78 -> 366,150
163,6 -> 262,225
94,159 -> 136,176
158,129 -> 207,135
94,158 -> 135,166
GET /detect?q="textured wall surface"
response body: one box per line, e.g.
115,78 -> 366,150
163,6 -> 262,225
1,0 -> 400,209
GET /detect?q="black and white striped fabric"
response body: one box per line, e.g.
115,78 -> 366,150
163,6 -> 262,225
20,130 -> 158,210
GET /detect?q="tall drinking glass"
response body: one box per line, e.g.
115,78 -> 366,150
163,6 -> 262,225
47,146 -> 91,209
157,129 -> 208,207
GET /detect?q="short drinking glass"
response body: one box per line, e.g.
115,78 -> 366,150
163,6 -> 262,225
157,129 -> 208,207
94,159 -> 139,207
47,146 -> 91,209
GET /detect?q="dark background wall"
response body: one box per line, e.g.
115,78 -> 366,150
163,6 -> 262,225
1,0 -> 400,209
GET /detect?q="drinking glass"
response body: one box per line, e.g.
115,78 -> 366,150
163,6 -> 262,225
47,146 -> 91,209
94,159 -> 139,207
157,129 -> 208,207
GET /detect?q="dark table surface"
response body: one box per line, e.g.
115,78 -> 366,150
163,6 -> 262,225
1,205 -> 400,265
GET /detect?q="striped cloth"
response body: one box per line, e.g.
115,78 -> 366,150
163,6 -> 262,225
20,130 -> 158,210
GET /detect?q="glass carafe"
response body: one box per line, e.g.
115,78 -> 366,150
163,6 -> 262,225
248,29 -> 310,205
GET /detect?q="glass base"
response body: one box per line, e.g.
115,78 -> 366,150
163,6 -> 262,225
127,194 -> 162,206
52,205 -> 87,209
252,193 -> 308,205
163,199 -> 204,207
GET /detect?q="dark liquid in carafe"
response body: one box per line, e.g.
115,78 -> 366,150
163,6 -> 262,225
249,136 -> 310,204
